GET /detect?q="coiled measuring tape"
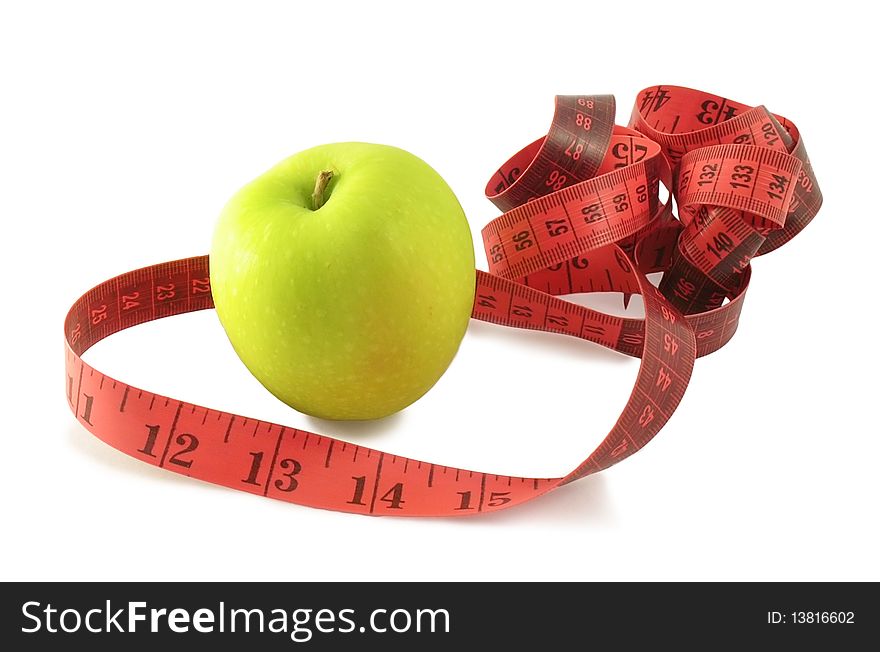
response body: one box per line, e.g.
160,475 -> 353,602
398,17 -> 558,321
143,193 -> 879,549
64,85 -> 822,516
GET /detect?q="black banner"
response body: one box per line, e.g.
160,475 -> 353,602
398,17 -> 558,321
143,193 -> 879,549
1,582 -> 874,649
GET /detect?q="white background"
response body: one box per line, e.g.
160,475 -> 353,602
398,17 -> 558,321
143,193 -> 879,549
1,0 -> 877,581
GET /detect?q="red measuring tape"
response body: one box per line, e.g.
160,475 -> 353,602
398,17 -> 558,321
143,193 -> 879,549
64,85 -> 822,516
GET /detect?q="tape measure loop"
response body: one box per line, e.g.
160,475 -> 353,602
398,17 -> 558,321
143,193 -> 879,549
629,85 -> 822,315
485,95 -> 616,212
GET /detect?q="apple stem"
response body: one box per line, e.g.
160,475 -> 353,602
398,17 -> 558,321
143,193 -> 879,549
311,170 -> 334,210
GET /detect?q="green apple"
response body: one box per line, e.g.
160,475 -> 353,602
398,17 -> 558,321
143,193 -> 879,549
210,143 -> 475,420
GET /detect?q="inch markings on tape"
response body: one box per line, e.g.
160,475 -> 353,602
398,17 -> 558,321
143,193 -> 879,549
64,86 -> 822,516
